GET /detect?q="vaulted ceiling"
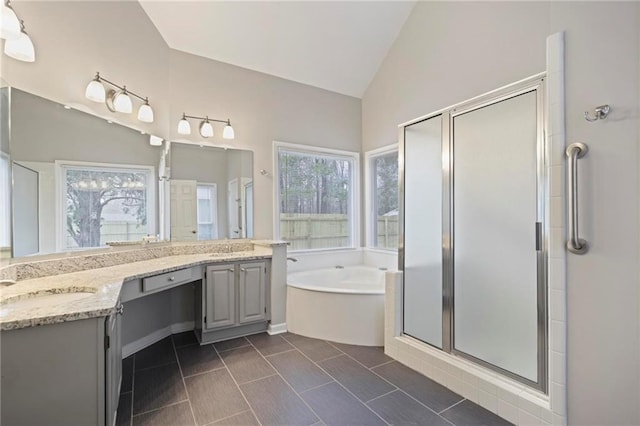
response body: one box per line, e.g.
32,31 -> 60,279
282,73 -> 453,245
139,1 -> 416,98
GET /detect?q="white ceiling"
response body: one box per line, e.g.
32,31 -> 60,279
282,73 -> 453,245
139,1 -> 415,98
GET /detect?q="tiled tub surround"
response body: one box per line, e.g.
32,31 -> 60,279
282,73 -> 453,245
0,240 -> 284,330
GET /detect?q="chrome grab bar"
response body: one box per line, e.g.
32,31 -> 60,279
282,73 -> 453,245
566,143 -> 589,254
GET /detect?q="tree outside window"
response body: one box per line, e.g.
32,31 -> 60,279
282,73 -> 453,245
63,165 -> 151,249
277,146 -> 357,251
371,150 -> 398,250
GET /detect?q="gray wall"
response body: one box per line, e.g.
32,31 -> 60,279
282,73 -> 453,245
3,1 -> 362,241
362,2 -> 639,424
168,48 -> 361,240
10,89 -> 160,166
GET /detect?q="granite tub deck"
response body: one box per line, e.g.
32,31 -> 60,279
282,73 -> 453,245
0,240 -> 284,331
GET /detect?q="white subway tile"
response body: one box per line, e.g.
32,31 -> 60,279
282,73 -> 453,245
550,320 -> 566,354
497,382 -> 524,406
550,290 -> 566,322
549,228 -> 564,259
478,389 -> 499,413
546,32 -> 565,73
549,165 -> 564,198
477,377 -> 499,396
552,413 -> 567,426
551,382 -> 566,416
549,258 -> 566,291
548,134 -> 566,168
448,375 -> 466,397
497,399 -> 520,424
519,408 -> 544,426
548,102 -> 565,137
546,71 -> 564,107
549,196 -> 564,228
541,406 -> 554,424
518,394 -> 544,419
551,351 -> 566,385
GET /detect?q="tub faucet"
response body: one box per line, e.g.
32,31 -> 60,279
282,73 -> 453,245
287,257 -> 298,262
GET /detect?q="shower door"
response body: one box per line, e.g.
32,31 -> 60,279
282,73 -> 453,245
402,114 -> 444,348
401,77 -> 546,391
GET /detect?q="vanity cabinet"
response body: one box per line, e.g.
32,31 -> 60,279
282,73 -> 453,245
1,309 -> 122,426
197,261 -> 270,343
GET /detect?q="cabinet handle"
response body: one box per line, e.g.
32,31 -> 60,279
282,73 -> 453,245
240,268 -> 246,272
116,304 -> 124,316
168,276 -> 176,281
228,268 -> 235,273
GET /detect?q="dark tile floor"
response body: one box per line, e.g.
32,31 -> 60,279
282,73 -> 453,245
117,332 -> 512,426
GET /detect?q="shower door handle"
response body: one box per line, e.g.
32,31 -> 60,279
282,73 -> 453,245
566,143 -> 589,254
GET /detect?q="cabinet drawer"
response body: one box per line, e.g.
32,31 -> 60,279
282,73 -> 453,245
143,268 -> 195,293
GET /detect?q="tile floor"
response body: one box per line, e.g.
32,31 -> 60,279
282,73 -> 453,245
117,332 -> 512,426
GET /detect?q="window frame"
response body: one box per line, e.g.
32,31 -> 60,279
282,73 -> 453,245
55,160 -> 156,252
273,141 -> 360,253
364,144 -> 399,251
196,182 -> 218,240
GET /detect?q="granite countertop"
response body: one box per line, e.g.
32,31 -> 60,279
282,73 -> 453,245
0,243 -> 275,331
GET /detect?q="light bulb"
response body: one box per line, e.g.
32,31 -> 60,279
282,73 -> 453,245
177,114 -> 191,135
0,3 -> 20,40
199,119 -> 214,138
149,135 -> 163,146
223,120 -> 235,140
137,99 -> 154,123
85,74 -> 105,102
113,88 -> 132,114
4,24 -> 34,62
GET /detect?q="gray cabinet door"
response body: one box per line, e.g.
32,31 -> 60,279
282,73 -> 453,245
105,310 -> 122,426
238,262 -> 266,324
205,265 -> 236,329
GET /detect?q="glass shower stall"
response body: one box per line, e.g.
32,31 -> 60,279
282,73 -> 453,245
400,76 -> 547,391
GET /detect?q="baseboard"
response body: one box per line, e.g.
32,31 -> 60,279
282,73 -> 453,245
122,321 -> 195,358
171,321 -> 195,334
267,322 -> 287,335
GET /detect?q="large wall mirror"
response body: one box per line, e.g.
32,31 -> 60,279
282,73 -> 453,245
169,143 -> 253,241
4,88 -> 253,259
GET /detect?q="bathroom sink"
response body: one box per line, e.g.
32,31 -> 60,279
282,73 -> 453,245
1,288 -> 97,312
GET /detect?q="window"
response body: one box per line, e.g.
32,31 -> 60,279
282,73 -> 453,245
58,162 -> 155,250
366,146 -> 399,250
275,142 -> 359,251
197,184 -> 218,240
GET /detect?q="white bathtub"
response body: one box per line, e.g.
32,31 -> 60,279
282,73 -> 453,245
286,266 -> 385,346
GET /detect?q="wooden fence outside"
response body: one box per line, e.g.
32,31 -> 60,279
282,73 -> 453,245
64,221 -> 148,248
280,214 -> 398,251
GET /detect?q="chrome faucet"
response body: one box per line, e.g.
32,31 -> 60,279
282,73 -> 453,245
287,257 -> 298,262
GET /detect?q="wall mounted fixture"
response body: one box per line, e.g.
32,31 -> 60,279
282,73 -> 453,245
1,1 -> 35,62
177,113 -> 235,140
584,104 -> 610,122
85,72 -> 154,123
149,135 -> 163,146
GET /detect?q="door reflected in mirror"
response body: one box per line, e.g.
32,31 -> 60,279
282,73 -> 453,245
169,143 -> 253,241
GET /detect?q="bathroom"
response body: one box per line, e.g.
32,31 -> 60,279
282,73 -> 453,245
0,1 -> 638,426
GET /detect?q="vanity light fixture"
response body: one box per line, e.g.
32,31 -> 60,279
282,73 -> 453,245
3,19 -> 35,62
177,113 -> 235,140
149,135 -> 163,146
84,72 -> 154,123
0,0 -> 20,40
177,113 -> 191,135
